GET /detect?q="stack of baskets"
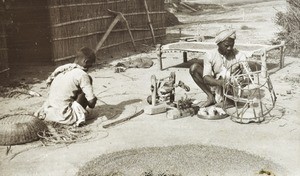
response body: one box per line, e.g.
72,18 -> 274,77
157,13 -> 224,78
0,114 -> 48,145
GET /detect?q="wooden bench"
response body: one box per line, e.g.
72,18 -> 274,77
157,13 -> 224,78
156,41 -> 285,77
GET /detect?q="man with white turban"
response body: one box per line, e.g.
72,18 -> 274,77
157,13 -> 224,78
190,29 -> 251,108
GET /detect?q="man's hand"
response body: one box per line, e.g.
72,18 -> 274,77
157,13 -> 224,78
87,97 -> 97,108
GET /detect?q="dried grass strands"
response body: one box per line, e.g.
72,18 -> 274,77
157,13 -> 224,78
287,0 -> 300,9
37,122 -> 91,146
275,0 -> 300,49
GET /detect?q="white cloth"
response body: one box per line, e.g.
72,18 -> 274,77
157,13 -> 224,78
71,101 -> 87,126
215,29 -> 236,44
45,63 -> 85,86
203,48 -> 248,78
37,101 -> 87,127
37,65 -> 95,126
203,48 -> 250,103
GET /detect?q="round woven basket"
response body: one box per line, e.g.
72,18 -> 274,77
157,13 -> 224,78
223,61 -> 276,124
0,114 -> 48,146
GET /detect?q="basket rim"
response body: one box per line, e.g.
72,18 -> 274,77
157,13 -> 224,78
0,114 -> 48,146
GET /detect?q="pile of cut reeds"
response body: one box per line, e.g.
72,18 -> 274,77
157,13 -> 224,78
38,122 -> 91,146
275,0 -> 300,52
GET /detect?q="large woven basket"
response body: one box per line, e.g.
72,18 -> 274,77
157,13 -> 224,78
223,61 -> 276,124
0,114 -> 48,146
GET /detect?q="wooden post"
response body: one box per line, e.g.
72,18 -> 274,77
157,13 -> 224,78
151,75 -> 157,106
156,44 -> 163,70
179,28 -> 182,38
95,15 -> 122,52
183,51 -> 187,63
95,10 -> 136,52
261,49 -> 267,78
119,12 -> 137,51
279,41 -> 285,69
143,0 -> 156,45
169,72 -> 176,104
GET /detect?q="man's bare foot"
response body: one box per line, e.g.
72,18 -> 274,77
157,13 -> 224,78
215,99 -> 234,109
199,99 -> 216,108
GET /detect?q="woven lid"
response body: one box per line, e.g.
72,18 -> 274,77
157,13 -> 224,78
0,114 -> 48,146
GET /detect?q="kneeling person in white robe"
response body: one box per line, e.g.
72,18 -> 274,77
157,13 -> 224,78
35,47 -> 97,126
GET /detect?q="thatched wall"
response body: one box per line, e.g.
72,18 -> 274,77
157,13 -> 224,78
2,0 -> 166,65
4,0 -> 52,65
0,2 -> 9,79
48,0 -> 167,61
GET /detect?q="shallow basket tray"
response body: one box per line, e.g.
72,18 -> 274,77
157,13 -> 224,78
0,114 -> 48,146
196,106 -> 230,120
197,114 -> 229,120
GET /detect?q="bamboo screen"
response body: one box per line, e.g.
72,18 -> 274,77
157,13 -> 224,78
48,0 -> 167,62
0,2 -> 9,79
4,0 -> 52,65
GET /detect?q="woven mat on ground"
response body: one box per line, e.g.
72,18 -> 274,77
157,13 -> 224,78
77,144 -> 285,176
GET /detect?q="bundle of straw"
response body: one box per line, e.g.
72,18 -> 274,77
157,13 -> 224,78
38,122 -> 91,146
275,0 -> 300,50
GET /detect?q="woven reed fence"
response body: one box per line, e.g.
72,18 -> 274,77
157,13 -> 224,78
1,0 -> 166,65
4,0 -> 52,65
0,2 -> 9,79
48,0 -> 167,62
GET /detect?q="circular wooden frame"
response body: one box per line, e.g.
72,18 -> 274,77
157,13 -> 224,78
223,61 -> 276,124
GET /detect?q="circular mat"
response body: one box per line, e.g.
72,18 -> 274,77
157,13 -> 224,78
0,114 -> 48,145
77,144 -> 286,176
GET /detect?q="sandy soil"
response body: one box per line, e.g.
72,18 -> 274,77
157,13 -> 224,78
1,0 -> 300,176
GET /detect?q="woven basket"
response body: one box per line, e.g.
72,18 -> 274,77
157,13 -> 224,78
0,114 -> 48,146
223,61 -> 276,124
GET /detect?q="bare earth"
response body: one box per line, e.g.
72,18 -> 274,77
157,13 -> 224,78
1,0 -> 300,176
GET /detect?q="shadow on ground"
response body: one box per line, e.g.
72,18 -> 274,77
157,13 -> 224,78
87,99 -> 142,124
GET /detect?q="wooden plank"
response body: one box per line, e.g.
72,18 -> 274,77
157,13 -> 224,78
180,2 -> 197,12
142,0 -> 156,44
95,14 -> 122,51
119,12 -> 136,51
102,109 -> 144,128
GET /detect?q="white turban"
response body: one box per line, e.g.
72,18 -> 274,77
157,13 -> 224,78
215,29 -> 236,44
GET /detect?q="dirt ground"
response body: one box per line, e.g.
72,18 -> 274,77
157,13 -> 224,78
1,0 -> 300,176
